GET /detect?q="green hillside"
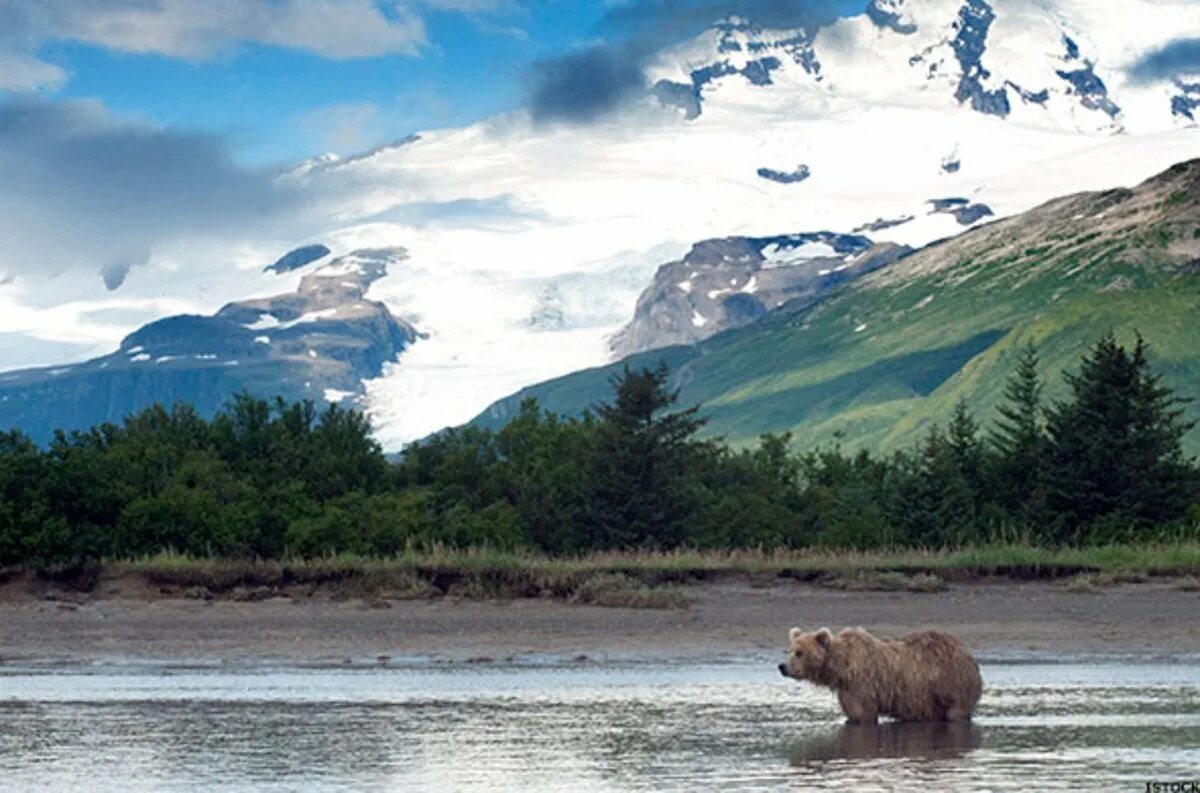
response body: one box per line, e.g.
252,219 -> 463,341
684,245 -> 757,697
476,160 -> 1200,455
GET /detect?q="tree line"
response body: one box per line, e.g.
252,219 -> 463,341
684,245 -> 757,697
0,332 -> 1196,567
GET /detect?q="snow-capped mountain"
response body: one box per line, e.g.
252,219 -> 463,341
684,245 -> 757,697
475,158 -> 1200,453
610,233 -> 910,356
651,0 -> 1193,135
0,249 -> 418,443
2,0 -> 1199,448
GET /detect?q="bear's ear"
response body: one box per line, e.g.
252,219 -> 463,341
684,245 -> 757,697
789,627 -> 803,643
815,627 -> 833,648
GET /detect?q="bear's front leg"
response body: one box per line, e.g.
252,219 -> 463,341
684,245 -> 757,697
837,690 -> 878,725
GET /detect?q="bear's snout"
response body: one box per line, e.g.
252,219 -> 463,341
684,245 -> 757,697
778,662 -> 788,676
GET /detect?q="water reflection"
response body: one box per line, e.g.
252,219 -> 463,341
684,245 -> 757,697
789,721 -> 983,764
0,661 -> 1197,792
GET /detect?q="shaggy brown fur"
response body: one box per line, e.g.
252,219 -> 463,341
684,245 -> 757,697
779,626 -> 982,723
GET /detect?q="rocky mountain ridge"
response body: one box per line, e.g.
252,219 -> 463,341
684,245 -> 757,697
610,233 -> 911,356
477,159 -> 1200,454
0,249 -> 419,443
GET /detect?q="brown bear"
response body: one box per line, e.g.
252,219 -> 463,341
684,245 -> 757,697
778,626 -> 982,723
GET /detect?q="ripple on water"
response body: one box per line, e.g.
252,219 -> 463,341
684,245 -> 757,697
0,661 -> 1198,792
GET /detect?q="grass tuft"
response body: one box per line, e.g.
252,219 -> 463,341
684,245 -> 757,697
568,573 -> 688,609
820,571 -> 947,593
1176,577 -> 1200,592
91,540 -> 1200,605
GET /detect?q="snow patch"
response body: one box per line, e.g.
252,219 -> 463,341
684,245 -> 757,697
280,309 -> 339,330
762,242 -> 839,267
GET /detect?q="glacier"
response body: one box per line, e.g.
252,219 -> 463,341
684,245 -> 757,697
1,0 -> 1199,449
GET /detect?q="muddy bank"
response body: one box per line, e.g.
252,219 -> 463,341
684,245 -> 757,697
1,578 -> 1197,666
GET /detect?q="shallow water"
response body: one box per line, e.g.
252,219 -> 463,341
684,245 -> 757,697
2,659 -> 1198,792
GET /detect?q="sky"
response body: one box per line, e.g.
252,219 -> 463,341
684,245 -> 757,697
0,0 -> 866,165
0,0 -> 1195,308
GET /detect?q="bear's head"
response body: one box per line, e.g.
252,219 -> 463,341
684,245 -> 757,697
778,626 -> 833,683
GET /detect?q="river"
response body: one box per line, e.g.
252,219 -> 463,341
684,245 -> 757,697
2,659 -> 1198,791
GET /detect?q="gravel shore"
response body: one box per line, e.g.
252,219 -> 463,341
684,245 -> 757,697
2,577 -> 1196,666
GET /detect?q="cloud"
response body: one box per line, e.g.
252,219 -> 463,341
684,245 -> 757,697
0,0 -> 428,93
0,98 -> 303,281
528,44 -> 648,123
366,195 -> 549,228
524,0 -> 842,124
1128,38 -> 1200,84
418,0 -> 508,10
466,18 -> 530,41
299,102 -> 387,154
0,52 -> 69,92
600,0 -> 843,44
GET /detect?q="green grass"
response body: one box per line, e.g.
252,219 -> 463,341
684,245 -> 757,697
26,541 -> 1180,606
471,201 -> 1200,456
1166,190 -> 1190,208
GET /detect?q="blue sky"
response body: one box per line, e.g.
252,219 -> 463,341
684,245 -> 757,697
39,2 -> 611,163
3,0 -> 864,165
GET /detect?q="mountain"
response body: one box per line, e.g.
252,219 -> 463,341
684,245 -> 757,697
0,249 -> 419,443
475,160 -> 1200,454
264,244 -> 331,274
4,0 -> 1200,449
610,233 -> 910,356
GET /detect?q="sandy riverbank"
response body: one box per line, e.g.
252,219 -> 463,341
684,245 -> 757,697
1,578 -> 1196,666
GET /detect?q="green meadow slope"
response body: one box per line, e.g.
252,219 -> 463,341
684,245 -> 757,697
476,160 -> 1200,455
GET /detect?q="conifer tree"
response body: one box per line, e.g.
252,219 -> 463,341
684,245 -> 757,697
582,363 -> 707,549
992,343 -> 1044,458
1045,332 -> 1196,537
948,398 -> 984,484
990,343 -> 1050,532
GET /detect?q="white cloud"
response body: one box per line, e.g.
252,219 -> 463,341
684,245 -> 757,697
0,52 -> 68,92
0,0 -> 429,92
298,102 -> 387,154
50,0 -> 425,58
417,0 -> 510,12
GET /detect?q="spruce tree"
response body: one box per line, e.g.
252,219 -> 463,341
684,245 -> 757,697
992,343 -> 1044,458
887,424 -> 977,547
1045,332 -> 1196,538
582,363 -> 707,549
990,343 -> 1050,532
948,398 -> 984,483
